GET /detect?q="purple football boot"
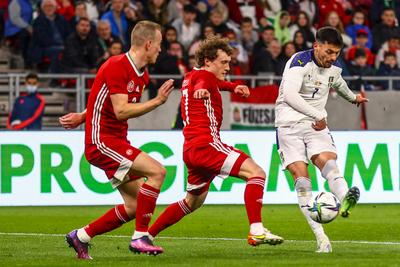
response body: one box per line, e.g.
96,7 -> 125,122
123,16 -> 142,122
129,236 -> 164,255
66,230 -> 92,260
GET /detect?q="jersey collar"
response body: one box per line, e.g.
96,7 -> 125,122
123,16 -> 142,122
126,52 -> 144,77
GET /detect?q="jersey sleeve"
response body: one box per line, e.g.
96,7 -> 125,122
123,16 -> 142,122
281,65 -> 325,121
193,72 -> 215,92
217,80 -> 238,92
332,74 -> 356,103
103,63 -> 128,95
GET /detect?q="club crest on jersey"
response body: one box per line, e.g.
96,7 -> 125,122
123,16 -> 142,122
127,80 -> 135,93
328,76 -> 334,88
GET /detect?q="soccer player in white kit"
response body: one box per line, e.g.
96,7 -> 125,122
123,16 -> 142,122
275,27 -> 368,253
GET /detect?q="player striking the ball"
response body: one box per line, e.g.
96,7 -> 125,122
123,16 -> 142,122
275,26 -> 368,253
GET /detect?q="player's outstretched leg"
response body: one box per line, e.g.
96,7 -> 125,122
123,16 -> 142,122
148,199 -> 192,240
295,177 -> 332,253
340,186 -> 360,217
66,229 -> 92,260
320,159 -> 360,218
65,204 -> 132,259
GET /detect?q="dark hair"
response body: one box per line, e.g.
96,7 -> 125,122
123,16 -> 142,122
75,1 -> 86,8
77,17 -> 90,24
354,48 -> 366,58
242,17 -> 253,24
183,4 -> 197,14
384,51 -> 396,58
195,35 -> 233,67
109,40 -> 123,48
316,26 -> 343,47
382,7 -> 395,14
26,72 -> 38,81
164,25 -> 177,34
260,25 -> 274,33
167,40 -> 183,50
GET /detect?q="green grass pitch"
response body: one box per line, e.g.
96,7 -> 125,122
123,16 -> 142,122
0,204 -> 399,266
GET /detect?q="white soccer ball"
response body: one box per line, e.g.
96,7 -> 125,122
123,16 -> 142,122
308,192 -> 341,224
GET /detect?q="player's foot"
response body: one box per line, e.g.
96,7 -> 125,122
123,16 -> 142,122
247,228 -> 284,246
316,234 -> 332,253
65,230 -> 92,260
340,186 -> 360,217
129,236 -> 164,255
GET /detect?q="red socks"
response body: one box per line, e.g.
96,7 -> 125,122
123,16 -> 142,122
84,204 -> 131,237
135,183 -> 160,232
149,199 -> 192,237
244,177 -> 265,224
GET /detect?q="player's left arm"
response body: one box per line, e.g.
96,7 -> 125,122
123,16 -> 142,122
217,80 -> 250,98
111,79 -> 174,120
333,75 -> 369,106
59,109 -> 87,129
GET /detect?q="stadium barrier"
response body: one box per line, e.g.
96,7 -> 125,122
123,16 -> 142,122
0,131 -> 398,206
1,73 -> 400,130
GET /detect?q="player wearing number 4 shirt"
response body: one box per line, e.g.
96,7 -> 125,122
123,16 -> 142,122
60,21 -> 175,258
147,36 -> 284,247
275,27 -> 369,253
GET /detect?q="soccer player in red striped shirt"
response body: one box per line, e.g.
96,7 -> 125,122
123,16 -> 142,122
148,36 -> 284,247
63,21 -> 174,258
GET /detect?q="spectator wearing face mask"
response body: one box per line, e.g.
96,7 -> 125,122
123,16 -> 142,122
7,73 -> 45,130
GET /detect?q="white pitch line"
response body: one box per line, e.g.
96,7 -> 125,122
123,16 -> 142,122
0,232 -> 399,245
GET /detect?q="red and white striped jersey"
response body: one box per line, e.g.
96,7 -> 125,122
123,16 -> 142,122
85,53 -> 149,144
181,69 -> 224,151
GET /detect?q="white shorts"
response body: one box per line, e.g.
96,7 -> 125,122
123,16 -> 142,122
276,122 -> 337,169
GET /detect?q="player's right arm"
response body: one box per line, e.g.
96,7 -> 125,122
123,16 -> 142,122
281,66 -> 325,122
111,79 -> 174,120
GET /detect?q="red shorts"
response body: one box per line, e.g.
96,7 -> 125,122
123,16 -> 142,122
183,141 -> 249,195
85,138 -> 142,187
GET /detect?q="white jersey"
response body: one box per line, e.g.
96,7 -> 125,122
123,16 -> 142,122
275,49 -> 356,127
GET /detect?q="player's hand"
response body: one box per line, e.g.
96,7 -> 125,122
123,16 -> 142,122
156,79 -> 174,104
59,112 -> 85,129
234,85 -> 250,98
193,89 -> 210,99
312,118 -> 327,131
353,94 -> 369,107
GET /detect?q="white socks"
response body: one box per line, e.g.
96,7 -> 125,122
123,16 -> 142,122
295,177 -> 325,239
132,231 -> 148,240
250,222 -> 264,236
321,160 -> 348,202
77,228 -> 91,243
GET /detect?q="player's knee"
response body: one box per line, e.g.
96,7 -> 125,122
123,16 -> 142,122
123,203 -> 136,219
249,165 -> 266,179
150,165 -> 167,182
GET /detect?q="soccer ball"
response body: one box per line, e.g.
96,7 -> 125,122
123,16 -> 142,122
308,192 -> 341,224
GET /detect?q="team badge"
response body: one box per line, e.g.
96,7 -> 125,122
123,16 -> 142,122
127,80 -> 135,93
126,149 -> 133,156
328,76 -> 334,88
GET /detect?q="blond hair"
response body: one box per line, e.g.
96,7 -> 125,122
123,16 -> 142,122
195,35 -> 233,67
130,20 -> 162,47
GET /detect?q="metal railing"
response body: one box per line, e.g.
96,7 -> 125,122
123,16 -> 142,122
2,73 -> 400,116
